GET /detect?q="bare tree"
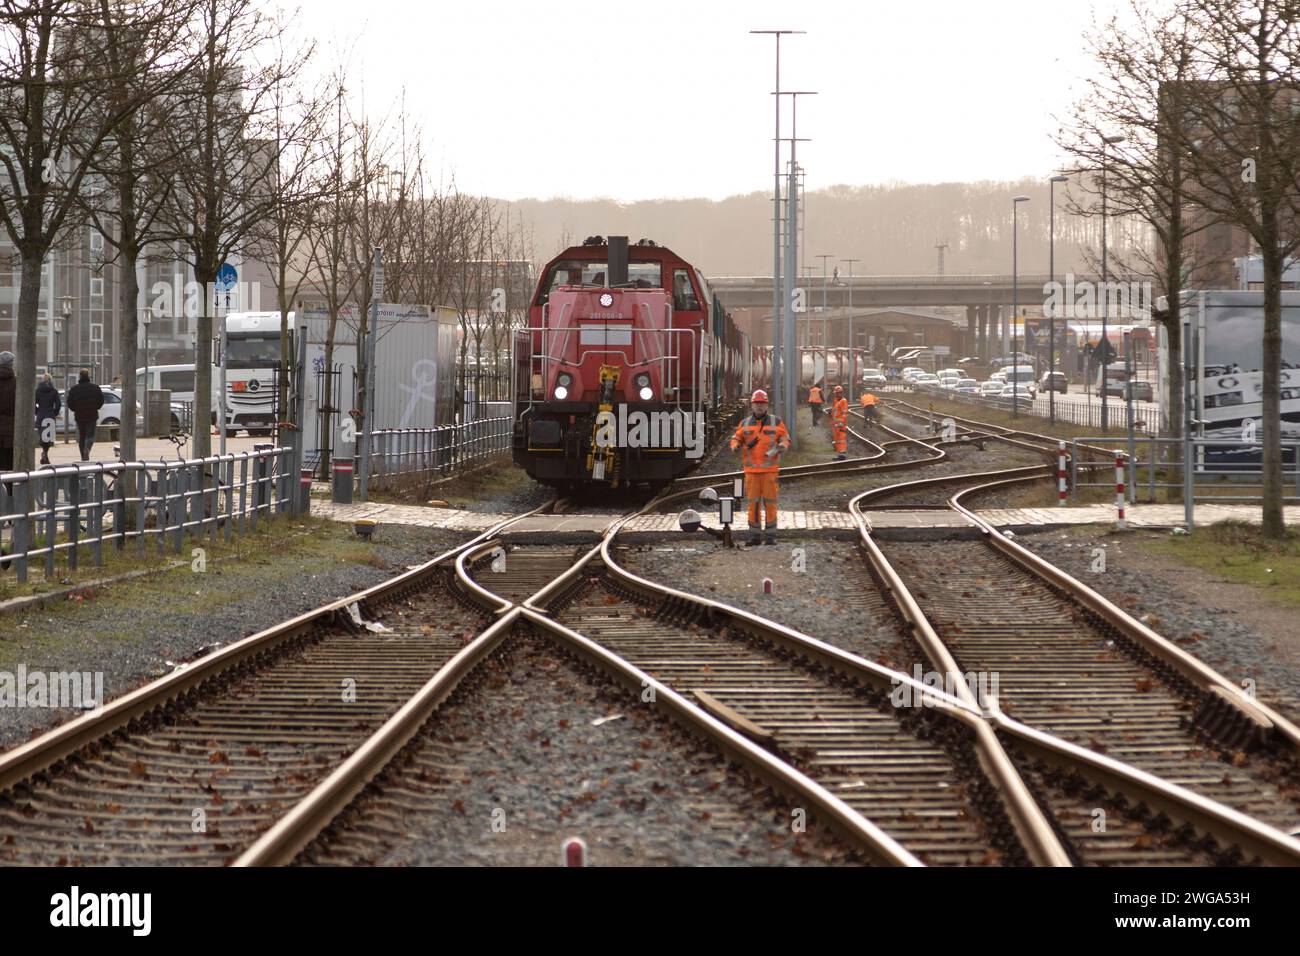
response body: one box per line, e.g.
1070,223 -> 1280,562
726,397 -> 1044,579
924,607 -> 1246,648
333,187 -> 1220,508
244,43 -> 325,428
0,0 -> 175,468
1175,0 -> 1300,537
81,0 -> 203,469
159,0 -> 310,458
1058,0 -> 1222,441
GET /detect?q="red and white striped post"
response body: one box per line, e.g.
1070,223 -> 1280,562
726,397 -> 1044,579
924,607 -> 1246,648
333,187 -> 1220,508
1057,441 -> 1068,507
1115,451 -> 1127,529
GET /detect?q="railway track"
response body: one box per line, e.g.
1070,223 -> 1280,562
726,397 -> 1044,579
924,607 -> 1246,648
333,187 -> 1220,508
4,399 -> 1297,867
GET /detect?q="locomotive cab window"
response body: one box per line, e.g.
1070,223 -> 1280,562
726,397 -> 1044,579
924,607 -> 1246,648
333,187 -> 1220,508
672,269 -> 700,311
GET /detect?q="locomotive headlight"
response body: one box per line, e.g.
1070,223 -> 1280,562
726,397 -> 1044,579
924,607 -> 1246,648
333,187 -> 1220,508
558,373 -> 573,387
554,385 -> 569,400
639,386 -> 653,401
635,373 -> 652,400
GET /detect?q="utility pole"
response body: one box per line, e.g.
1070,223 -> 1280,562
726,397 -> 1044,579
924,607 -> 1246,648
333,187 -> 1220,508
359,247 -> 382,499
751,29 -> 803,425
779,90 -> 814,445
843,257 -> 859,388
935,240 -> 949,277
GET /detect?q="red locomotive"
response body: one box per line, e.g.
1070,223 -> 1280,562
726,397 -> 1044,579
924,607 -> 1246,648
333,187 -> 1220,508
512,236 -> 751,490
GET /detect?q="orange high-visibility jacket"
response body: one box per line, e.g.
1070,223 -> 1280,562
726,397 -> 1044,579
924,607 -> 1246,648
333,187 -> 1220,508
808,386 -> 823,405
859,392 -> 879,407
731,413 -> 791,473
830,397 -> 849,426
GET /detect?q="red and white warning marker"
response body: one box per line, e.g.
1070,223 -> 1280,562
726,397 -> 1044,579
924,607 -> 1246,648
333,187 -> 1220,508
1115,451 -> 1127,530
762,577 -> 773,595
563,836 -> 588,867
1057,441 -> 1068,507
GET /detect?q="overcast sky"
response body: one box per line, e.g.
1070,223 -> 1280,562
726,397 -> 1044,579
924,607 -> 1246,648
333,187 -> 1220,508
301,0 -> 1138,201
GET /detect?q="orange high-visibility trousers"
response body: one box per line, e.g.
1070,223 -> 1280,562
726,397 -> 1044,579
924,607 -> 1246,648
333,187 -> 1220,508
832,422 -> 847,453
744,470 -> 779,528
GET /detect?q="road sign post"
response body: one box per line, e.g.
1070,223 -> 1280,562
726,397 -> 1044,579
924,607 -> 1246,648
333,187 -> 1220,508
359,248 -> 382,500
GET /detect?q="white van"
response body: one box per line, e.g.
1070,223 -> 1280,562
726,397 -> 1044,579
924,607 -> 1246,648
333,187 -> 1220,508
1003,364 -> 1037,400
136,364 -> 198,405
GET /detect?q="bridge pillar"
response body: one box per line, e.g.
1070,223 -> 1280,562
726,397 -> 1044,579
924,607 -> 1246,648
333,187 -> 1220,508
988,304 -> 1002,359
976,305 -> 987,358
966,306 -> 977,358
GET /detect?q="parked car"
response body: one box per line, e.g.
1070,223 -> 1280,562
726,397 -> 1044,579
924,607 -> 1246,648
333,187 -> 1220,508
937,368 -> 963,381
955,378 -> 980,394
1124,380 -> 1154,402
901,367 -> 926,382
979,380 -> 1006,397
1039,371 -> 1069,394
990,370 -> 1007,383
860,368 -> 887,387
909,373 -> 940,388
1001,381 -> 1037,402
55,388 -> 185,435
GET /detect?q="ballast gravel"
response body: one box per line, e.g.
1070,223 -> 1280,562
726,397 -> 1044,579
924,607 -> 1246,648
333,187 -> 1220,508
305,633 -> 867,867
0,523 -> 472,751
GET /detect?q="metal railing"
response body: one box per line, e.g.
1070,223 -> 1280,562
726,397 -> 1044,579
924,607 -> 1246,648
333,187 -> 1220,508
366,417 -> 512,484
0,446 -> 297,585
1068,435 -> 1300,505
902,381 -> 1159,431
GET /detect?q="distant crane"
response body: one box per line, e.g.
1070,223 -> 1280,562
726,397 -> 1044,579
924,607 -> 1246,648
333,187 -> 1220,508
935,239 -> 949,277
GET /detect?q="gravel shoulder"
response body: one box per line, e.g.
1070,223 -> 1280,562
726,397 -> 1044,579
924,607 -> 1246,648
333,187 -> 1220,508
0,519 -> 471,751
305,632 -> 866,866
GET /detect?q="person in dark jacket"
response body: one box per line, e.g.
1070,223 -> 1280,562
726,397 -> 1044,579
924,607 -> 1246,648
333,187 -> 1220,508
65,368 -> 104,462
34,372 -> 61,465
0,351 -> 15,473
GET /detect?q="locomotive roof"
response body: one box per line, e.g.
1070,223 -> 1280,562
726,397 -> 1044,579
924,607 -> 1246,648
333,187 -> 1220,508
543,241 -> 695,271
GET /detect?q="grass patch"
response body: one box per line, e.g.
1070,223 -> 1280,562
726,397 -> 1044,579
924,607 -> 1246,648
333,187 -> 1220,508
368,455 -> 532,507
1140,520 -> 1300,608
0,514 -> 391,608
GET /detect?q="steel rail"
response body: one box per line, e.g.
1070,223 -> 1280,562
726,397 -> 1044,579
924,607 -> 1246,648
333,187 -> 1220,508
0,498 -> 557,794
851,459 -> 1300,861
947,478 -> 1300,752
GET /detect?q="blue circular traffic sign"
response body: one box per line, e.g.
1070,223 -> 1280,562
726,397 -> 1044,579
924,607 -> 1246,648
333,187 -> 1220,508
216,262 -> 238,292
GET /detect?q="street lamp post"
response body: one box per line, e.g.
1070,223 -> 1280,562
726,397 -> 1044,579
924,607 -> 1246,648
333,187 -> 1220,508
59,296 -> 74,443
1012,196 -> 1030,417
1049,174 -> 1068,426
1101,134 -> 1125,431
142,306 -> 153,436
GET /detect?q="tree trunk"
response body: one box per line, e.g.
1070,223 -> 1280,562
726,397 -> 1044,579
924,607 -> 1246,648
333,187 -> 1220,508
13,254 -> 43,472
1261,244 -> 1284,538
118,253 -> 140,464
193,268 -> 215,459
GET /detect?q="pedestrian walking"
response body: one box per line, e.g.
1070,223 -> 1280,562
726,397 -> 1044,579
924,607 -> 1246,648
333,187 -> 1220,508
65,368 -> 105,462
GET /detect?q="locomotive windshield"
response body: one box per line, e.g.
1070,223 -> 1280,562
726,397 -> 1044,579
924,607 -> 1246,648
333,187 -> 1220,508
537,260 -> 663,303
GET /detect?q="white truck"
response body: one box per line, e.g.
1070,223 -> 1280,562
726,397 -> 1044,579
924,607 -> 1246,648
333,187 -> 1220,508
218,307 -> 458,456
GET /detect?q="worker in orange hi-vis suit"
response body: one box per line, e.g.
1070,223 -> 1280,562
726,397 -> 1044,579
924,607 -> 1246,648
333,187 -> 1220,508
730,389 -> 791,546
807,383 -> 824,426
829,385 -> 849,460
859,389 -> 881,425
